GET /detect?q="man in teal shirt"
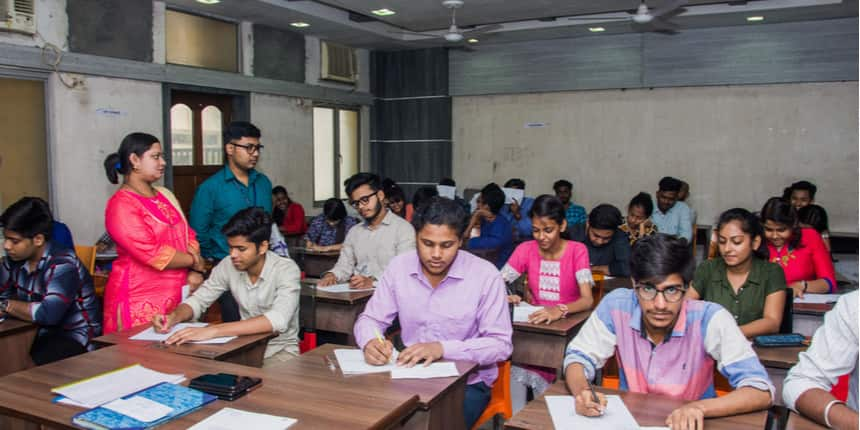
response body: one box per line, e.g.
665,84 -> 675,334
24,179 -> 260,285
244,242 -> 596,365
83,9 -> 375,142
190,121 -> 272,321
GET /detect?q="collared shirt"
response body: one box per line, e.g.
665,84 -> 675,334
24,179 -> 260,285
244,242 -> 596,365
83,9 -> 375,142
565,202 -> 588,227
468,216 -> 514,269
564,289 -> 774,401
354,250 -> 513,387
304,214 -> 359,247
183,251 -> 301,358
619,220 -> 658,245
568,224 -> 631,277
767,227 -> 836,292
783,291 -> 858,411
0,242 -> 102,349
692,258 -> 786,326
500,197 -> 535,239
190,166 -> 273,259
327,209 -> 416,282
651,199 -> 693,242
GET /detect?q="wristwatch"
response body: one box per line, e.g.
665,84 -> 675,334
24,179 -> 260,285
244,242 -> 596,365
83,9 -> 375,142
556,303 -> 569,319
0,299 -> 8,315
802,280 -> 809,293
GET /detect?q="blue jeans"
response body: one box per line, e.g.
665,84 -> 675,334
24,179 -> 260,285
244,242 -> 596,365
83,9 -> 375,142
464,382 -> 491,429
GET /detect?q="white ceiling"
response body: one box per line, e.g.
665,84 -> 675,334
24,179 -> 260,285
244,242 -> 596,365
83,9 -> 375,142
164,0 -> 857,50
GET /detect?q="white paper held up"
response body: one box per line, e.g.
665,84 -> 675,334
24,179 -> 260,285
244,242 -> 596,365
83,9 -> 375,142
502,188 -> 525,205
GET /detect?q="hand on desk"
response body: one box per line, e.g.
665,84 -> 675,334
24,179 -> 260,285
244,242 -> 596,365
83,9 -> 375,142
349,275 -> 374,290
397,342 -> 443,368
164,325 -> 219,345
666,403 -> 706,430
507,294 -> 522,305
528,306 -> 564,325
319,273 -> 338,287
574,389 -> 607,417
364,338 -> 395,365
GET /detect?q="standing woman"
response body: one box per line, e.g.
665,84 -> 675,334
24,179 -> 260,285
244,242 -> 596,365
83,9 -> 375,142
500,194 -> 594,395
102,133 -> 206,334
760,197 -> 836,297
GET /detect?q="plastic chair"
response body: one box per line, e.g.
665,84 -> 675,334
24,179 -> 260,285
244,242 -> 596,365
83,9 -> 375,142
471,361 -> 513,430
74,245 -> 96,275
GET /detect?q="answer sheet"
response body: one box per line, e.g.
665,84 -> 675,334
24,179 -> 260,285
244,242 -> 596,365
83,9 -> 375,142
546,395 -> 640,430
512,303 -> 545,323
188,408 -> 297,430
334,348 -> 399,374
129,322 -> 237,344
390,362 -> 459,379
316,283 -> 375,293
794,294 -> 841,304
52,364 -> 185,408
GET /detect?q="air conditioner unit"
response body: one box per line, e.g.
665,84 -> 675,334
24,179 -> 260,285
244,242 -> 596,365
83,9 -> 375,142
1,0 -> 35,35
321,41 -> 357,84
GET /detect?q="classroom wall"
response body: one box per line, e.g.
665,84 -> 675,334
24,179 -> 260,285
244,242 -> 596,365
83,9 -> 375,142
452,81 -> 859,233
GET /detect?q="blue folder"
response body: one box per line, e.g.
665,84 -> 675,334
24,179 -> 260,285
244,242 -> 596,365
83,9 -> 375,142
71,382 -> 217,430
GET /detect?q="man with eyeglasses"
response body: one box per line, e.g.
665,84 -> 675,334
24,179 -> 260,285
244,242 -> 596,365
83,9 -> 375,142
563,234 -> 773,429
318,173 -> 415,290
190,121 -> 272,322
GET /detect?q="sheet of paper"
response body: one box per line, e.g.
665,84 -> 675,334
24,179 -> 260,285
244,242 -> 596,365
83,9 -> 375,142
546,395 -> 640,430
794,294 -> 840,304
639,427 -> 670,430
317,283 -> 375,293
52,364 -> 185,408
334,348 -> 398,374
513,303 -> 545,323
102,395 -> 174,423
188,408 -> 297,430
391,362 -> 459,379
503,187 -> 525,204
129,322 -> 237,344
436,185 -> 456,199
181,284 -> 191,301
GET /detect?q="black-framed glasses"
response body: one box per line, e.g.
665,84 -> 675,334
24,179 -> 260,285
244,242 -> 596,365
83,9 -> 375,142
230,142 -> 264,154
635,283 -> 686,303
350,191 -> 377,209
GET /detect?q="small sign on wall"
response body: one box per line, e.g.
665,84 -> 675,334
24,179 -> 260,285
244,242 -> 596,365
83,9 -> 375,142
524,122 -> 548,128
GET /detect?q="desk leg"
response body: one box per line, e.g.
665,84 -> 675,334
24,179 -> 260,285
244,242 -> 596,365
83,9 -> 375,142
402,379 -> 467,430
0,326 -> 37,377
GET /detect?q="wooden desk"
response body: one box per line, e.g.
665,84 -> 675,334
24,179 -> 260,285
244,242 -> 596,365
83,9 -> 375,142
505,381 -> 825,430
300,279 -> 374,345
0,319 -> 37,377
0,343 -> 419,430
291,247 -> 340,278
303,344 -> 479,430
512,310 -> 591,379
92,324 -> 275,367
754,345 -> 806,370
793,302 -> 833,337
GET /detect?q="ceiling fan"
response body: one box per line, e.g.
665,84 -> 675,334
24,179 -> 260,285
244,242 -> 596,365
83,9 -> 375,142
389,0 -> 503,47
568,0 -> 688,34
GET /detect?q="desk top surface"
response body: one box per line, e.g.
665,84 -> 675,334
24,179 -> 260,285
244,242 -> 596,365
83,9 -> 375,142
290,247 -> 341,257
753,344 -> 807,369
300,280 -> 375,304
92,324 -> 275,360
0,343 -> 419,429
513,310 -> 591,336
0,318 -> 37,336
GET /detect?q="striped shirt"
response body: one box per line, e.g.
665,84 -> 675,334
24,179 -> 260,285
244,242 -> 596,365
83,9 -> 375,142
564,288 -> 773,401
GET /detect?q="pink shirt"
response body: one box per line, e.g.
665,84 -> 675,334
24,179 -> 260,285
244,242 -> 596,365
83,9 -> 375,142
767,227 -> 836,292
500,240 -> 592,306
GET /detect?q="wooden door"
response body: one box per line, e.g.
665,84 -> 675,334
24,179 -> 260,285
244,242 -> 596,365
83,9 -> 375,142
169,91 -> 233,216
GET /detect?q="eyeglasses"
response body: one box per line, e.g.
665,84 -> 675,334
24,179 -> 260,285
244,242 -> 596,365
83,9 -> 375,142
635,283 -> 686,303
350,191 -> 378,209
230,142 -> 265,154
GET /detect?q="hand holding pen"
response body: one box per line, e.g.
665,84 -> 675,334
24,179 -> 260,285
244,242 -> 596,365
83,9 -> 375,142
574,379 -> 607,417
349,264 -> 375,290
363,328 -> 394,365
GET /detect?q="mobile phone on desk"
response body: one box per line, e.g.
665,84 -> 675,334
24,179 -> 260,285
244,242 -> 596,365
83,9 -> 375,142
189,373 -> 262,401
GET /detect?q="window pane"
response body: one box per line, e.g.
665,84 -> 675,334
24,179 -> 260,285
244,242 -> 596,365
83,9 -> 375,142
165,10 -> 238,73
313,107 -> 335,202
170,104 -> 193,166
338,110 -> 359,200
202,105 -> 223,165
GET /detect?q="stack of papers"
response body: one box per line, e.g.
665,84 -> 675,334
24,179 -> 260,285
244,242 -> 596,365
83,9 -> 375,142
513,304 -> 544,323
189,408 -> 297,430
546,395 -> 641,430
129,322 -> 237,344
52,364 -> 186,408
317,283 -> 375,293
794,294 -> 840,304
391,362 -> 459,379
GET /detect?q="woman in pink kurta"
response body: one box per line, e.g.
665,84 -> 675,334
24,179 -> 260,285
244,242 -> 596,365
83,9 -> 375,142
500,194 -> 594,395
102,133 -> 206,334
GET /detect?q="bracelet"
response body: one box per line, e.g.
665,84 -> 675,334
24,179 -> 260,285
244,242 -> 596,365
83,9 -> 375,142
189,268 -> 206,276
802,280 -> 809,293
824,399 -> 844,428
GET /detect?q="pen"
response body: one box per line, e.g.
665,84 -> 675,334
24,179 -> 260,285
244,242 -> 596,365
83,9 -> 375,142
374,328 -> 385,345
586,378 -> 603,415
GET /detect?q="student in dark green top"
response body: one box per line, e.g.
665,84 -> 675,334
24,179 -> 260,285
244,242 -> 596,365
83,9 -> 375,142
687,208 -> 787,338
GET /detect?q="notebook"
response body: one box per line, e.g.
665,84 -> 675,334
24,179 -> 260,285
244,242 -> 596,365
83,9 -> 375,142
72,382 -> 216,430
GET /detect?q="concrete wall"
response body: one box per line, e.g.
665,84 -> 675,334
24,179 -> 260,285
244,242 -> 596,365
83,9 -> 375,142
452,81 -> 859,233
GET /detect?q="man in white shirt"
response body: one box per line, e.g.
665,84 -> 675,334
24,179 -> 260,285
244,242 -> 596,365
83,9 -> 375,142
152,207 -> 301,367
651,176 -> 693,242
783,291 -> 858,429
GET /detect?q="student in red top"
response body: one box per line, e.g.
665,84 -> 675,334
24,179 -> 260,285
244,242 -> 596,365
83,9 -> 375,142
272,186 -> 306,235
760,197 -> 836,297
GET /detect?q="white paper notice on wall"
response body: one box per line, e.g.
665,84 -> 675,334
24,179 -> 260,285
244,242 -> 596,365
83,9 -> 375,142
96,108 -> 125,117
525,122 -> 548,128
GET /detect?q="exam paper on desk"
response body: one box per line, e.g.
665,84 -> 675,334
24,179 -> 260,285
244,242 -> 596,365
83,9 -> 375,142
188,408 -> 297,430
130,322 -> 237,344
513,303 -> 545,323
546,395 -> 642,430
52,364 -> 186,408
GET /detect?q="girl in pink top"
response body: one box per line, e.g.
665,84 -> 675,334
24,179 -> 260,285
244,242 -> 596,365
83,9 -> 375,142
102,133 -> 206,334
760,197 -> 836,297
500,194 -> 594,394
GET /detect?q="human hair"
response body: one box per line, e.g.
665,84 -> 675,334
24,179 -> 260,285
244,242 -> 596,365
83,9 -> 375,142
411,196 -> 467,237
628,192 -> 654,217
223,121 -> 261,145
344,172 -> 382,196
412,186 -> 439,211
716,208 -> 768,259
588,204 -> 623,230
480,183 -> 505,214
504,178 -> 525,189
272,185 -> 287,196
529,194 -> 566,225
789,181 -> 817,200
221,207 -> 272,247
658,176 -> 683,193
0,197 -> 53,240
552,179 -> 572,191
760,197 -> 802,249
630,234 -> 694,284
323,198 -> 347,222
438,177 -> 456,187
797,204 -> 829,234
103,132 -> 160,184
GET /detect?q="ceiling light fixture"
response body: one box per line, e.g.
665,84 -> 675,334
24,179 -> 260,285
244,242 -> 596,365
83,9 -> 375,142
195,0 -> 220,4
371,8 -> 396,16
467,38 -> 479,43
588,27 -> 606,32
746,16 -> 765,22
290,22 -> 310,28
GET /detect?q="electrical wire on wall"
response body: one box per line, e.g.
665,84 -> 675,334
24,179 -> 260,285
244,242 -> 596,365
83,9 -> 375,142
33,31 -> 83,89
